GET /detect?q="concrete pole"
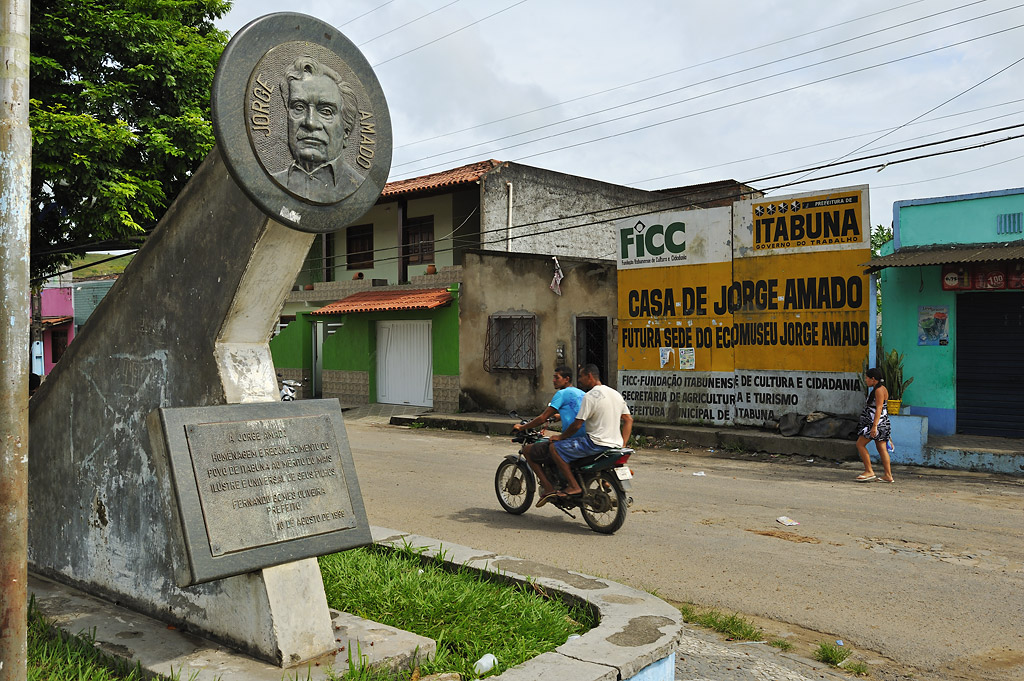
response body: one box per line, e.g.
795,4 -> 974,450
0,0 -> 31,679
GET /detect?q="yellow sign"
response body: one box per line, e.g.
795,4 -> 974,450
615,187 -> 871,425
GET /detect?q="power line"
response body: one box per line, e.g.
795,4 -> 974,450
393,0 -> 1009,170
340,0 -> 400,27
358,0 -> 462,46
393,0 -> 936,150
785,53 -> 1024,187
391,8 -> 1024,175
371,0 -> 530,67
747,123 -> 1024,184
764,131 -> 1024,193
873,150 -> 1024,188
628,98 -> 1024,186
287,129 -> 1024,276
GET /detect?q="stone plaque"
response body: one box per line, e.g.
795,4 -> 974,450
185,414 -> 356,556
212,13 -> 392,233
149,400 -> 371,585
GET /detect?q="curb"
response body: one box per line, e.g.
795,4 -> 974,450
372,526 -> 683,681
390,413 -> 859,462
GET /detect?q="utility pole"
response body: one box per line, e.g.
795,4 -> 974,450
0,0 -> 31,679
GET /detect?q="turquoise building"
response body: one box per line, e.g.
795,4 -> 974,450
868,187 -> 1024,437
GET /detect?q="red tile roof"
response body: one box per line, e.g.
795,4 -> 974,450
310,288 -> 453,315
381,160 -> 503,199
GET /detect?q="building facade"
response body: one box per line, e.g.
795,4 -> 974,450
870,187 -> 1024,437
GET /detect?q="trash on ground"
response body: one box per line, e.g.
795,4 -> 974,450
671,448 -> 680,452
692,471 -> 706,476
806,458 -> 814,463
567,634 -> 581,641
473,653 -> 497,674
836,639 -> 844,646
776,516 -> 799,526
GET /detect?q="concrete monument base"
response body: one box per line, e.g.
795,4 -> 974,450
27,148 -> 341,666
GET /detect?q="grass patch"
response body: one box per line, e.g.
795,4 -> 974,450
28,544 -> 591,681
844,660 -> 871,676
768,638 -> 793,651
678,603 -> 763,641
319,543 -> 593,679
69,252 -> 134,280
28,598 -> 150,681
813,640 -> 852,666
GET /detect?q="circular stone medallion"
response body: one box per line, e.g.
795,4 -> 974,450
212,13 -> 392,233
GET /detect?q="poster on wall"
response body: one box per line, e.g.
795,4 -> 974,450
918,306 -> 949,346
616,186 -> 871,426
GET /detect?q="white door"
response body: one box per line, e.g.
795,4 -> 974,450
377,320 -> 433,406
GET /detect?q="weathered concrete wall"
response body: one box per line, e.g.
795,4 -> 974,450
27,148 -> 335,665
459,250 -> 616,414
478,163 -> 678,260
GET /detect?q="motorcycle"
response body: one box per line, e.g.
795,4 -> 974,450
278,374 -> 302,401
495,412 -> 634,534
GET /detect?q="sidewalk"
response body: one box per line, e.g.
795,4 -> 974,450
358,407 -> 859,462
348,405 -> 1024,474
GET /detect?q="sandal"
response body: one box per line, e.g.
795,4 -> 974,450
536,490 -> 559,507
855,474 -> 877,482
878,477 -> 895,483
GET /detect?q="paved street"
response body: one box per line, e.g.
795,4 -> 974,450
344,416 -> 1024,681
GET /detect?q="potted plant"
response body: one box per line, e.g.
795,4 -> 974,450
879,348 -> 913,414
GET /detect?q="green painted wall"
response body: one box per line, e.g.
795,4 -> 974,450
270,311 -> 313,369
318,288 -> 460,400
899,191 -> 1024,248
880,266 -> 955,410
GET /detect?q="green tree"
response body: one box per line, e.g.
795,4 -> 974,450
29,0 -> 231,280
871,223 -> 893,257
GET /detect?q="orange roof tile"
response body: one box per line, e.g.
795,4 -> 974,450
311,288 -> 453,315
381,160 -> 503,199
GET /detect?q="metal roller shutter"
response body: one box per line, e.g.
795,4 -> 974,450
956,292 -> 1024,436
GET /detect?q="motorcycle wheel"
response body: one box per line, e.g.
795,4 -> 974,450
580,470 -> 627,534
495,459 -> 535,515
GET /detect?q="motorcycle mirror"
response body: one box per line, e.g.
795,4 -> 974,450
508,410 -> 519,419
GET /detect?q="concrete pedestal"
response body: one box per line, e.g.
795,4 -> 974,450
28,148 -> 337,666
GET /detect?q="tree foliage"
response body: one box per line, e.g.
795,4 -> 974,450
30,0 -> 231,279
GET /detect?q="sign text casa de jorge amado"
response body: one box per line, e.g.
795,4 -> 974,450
616,187 -> 872,426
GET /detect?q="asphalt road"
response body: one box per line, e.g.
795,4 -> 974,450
344,420 -> 1024,681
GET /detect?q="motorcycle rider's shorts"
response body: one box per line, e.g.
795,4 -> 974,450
553,434 -> 608,463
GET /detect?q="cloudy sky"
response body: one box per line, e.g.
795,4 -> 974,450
218,0 -> 1024,230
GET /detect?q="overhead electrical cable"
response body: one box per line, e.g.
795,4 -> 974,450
371,0 -> 530,67
394,0 -> 937,149
780,53 -> 1024,188
287,130 -> 1024,275
392,0 -> 1012,169
340,0 -> 399,27
630,99 -> 1024,186
358,0 -> 462,46
873,151 -> 1024,188
392,18 -> 1024,177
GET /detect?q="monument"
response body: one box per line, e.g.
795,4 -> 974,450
28,13 -> 391,667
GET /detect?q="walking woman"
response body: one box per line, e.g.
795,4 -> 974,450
855,368 -> 894,483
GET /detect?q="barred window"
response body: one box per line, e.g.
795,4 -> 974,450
484,314 -> 536,371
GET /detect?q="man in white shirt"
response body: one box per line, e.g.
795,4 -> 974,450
541,364 -> 633,504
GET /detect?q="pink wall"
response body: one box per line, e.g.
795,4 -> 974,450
41,287 -> 74,316
40,287 -> 75,374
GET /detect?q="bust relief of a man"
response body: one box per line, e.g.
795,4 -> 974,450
272,57 -> 364,204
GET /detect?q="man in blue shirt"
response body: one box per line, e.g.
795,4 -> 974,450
513,366 -> 585,503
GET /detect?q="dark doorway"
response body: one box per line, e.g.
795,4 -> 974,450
576,317 -> 608,386
956,291 -> 1024,437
